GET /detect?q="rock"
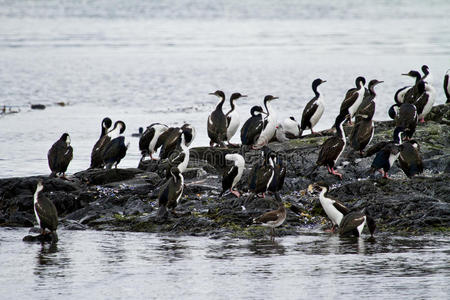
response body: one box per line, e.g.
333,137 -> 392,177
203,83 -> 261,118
30,104 -> 46,110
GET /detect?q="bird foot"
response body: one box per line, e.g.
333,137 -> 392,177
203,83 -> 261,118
419,118 -> 425,123
230,189 -> 241,198
257,193 -> 266,198
330,168 -> 343,180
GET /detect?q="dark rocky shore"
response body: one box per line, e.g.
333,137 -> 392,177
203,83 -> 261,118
1,104 -> 449,238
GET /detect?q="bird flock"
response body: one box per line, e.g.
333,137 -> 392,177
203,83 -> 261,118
38,65 -> 447,241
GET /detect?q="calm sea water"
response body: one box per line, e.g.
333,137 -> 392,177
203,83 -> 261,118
0,2 -> 449,298
0,228 -> 448,300
0,0 -> 449,178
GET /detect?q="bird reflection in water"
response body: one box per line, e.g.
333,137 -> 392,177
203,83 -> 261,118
247,239 -> 286,257
155,238 -> 189,263
34,241 -> 70,284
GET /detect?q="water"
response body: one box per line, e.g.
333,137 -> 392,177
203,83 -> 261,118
0,2 -> 449,298
0,0 -> 449,178
0,228 -> 448,299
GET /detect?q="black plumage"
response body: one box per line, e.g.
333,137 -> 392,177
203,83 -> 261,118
34,180 -> 58,242
339,209 -> 376,237
139,123 -> 168,160
388,103 -> 399,120
398,140 -> 423,178
370,143 -> 401,178
316,114 -> 347,179
91,120 -> 125,168
414,81 -> 432,121
102,136 -> 128,169
248,150 -> 275,197
157,167 -> 184,218
47,133 -> 73,178
444,70 -> 450,103
268,155 -> 286,193
240,106 -> 266,146
355,79 -> 382,123
339,76 -> 366,124
90,117 -> 112,168
395,103 -> 417,139
299,78 -> 326,135
402,70 -> 422,104
207,90 -> 227,147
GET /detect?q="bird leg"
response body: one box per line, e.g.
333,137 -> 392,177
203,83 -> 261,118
419,118 -> 425,123
330,168 -> 343,180
60,173 -> 69,180
230,189 -> 241,198
327,166 -> 332,174
383,171 -> 390,179
257,192 -> 266,198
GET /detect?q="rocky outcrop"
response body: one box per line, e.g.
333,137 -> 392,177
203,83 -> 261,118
1,105 -> 450,238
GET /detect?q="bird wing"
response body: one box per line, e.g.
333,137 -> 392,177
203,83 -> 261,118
333,200 -> 350,216
317,137 -> 344,165
340,90 -> 358,114
301,98 -> 318,129
35,196 -> 58,230
241,116 -> 263,145
339,212 -> 364,236
102,136 -> 126,163
254,210 -> 279,223
365,141 -> 389,157
255,165 -> 274,193
139,127 -> 155,152
414,92 -> 428,115
168,149 -> 186,166
222,166 -> 238,191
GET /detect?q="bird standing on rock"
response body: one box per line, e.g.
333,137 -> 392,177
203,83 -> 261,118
241,106 -> 267,147
48,133 -> 73,179
139,123 -> 168,160
253,95 -> 278,149
220,153 -> 245,198
207,90 -> 227,147
398,139 -> 423,178
158,167 -> 184,219
248,149 -> 276,198
444,69 -> 450,103
34,180 -> 59,242
252,193 -> 286,239
316,113 -> 348,179
300,78 -> 326,135
102,121 -> 128,169
339,76 -> 366,125
225,92 -> 247,146
90,117 -> 112,168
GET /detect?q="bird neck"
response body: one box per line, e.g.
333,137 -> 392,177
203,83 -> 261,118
369,85 -> 377,97
312,83 -> 321,98
264,100 -> 273,117
319,188 -> 329,203
216,95 -> 226,110
335,121 -> 345,139
229,98 -> 236,112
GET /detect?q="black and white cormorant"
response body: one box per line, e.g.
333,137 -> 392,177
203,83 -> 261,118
339,76 -> 366,124
350,80 -> 383,155
415,80 -> 435,122
316,113 -> 347,179
158,124 -> 195,159
157,167 -> 184,219
252,193 -> 286,238
91,120 -> 125,168
369,137 -> 402,179
355,79 -> 383,123
34,180 -> 58,242
139,123 -> 168,160
299,78 -> 326,135
254,95 -> 278,149
402,70 -> 423,104
47,133 -> 73,179
444,69 -> 450,103
207,90 -> 227,147
248,150 -> 276,198
101,121 -> 128,169
166,130 -> 190,178
421,65 -> 432,84
395,101 -> 417,140
90,117 -> 112,168
398,139 -> 423,178
225,92 -> 247,146
309,182 -> 350,232
220,153 -> 245,198
268,154 -> 286,194
339,209 -> 376,238
240,106 -> 267,146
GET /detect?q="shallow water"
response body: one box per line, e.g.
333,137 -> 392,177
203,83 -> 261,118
0,228 -> 448,299
0,0 -> 449,178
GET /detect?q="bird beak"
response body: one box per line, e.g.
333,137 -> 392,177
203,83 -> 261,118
241,95 -> 248,98
378,81 -> 384,83
401,73 -> 409,76
208,92 -> 215,95
322,80 -> 327,83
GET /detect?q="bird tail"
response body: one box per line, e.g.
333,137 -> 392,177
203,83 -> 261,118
51,231 -> 58,243
49,171 -> 57,178
157,205 -> 168,219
